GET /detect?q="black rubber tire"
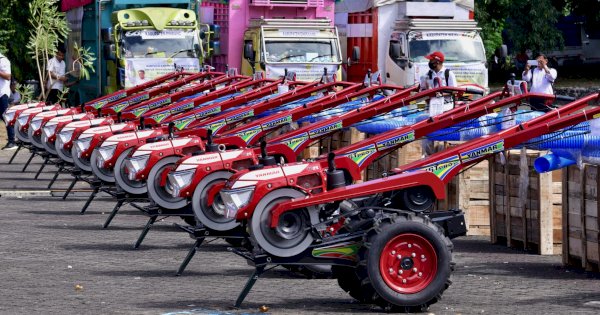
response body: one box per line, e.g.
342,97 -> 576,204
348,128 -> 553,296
71,146 -> 92,172
332,265 -> 369,302
399,186 -> 434,212
191,171 -> 238,231
181,216 -> 196,226
91,148 -> 116,183
358,214 -> 453,312
114,148 -> 146,194
147,156 -> 187,209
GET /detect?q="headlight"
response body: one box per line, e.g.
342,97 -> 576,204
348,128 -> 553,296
58,130 -> 74,144
98,145 -> 117,161
30,118 -> 44,132
43,124 -> 57,138
220,186 -> 255,219
124,154 -> 149,180
17,115 -> 29,128
75,138 -> 93,157
166,169 -> 196,197
4,111 -> 16,123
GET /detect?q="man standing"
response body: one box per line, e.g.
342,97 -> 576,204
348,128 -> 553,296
9,80 -> 21,105
522,54 -> 557,112
46,49 -> 67,105
0,51 -> 16,150
419,51 -> 457,156
137,70 -> 150,85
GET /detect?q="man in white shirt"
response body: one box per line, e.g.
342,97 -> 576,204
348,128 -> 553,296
46,49 -> 67,105
136,70 -> 150,85
0,51 -> 16,150
522,54 -> 557,112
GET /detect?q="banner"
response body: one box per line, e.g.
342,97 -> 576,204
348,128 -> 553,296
121,58 -> 200,88
266,64 -> 339,82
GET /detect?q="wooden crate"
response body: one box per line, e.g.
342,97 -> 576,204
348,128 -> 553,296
562,164 -> 600,271
490,149 -> 562,255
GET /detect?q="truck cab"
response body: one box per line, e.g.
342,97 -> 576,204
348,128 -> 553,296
241,19 -> 342,81
387,19 -> 487,88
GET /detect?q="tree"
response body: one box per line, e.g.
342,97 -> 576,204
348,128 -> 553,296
0,0 -> 36,81
26,0 -> 69,100
504,0 -> 563,54
475,0 -> 511,59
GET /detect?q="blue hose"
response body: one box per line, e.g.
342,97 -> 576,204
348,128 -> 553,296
256,95 -> 319,118
534,153 -> 577,173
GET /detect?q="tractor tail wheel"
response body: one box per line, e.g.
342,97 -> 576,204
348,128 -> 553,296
359,213 -> 454,312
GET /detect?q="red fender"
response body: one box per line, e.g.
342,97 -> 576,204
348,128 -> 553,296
269,170 -> 446,228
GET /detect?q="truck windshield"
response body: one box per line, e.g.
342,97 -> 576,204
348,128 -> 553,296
264,39 -> 340,63
121,29 -> 199,58
409,39 -> 486,63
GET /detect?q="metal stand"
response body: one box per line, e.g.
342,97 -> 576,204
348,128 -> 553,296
131,203 -> 192,249
80,185 -> 100,214
102,189 -> 149,228
234,264 -> 267,308
21,150 -> 37,172
34,154 -> 50,179
133,216 -> 157,249
8,143 -> 22,164
47,162 -> 67,189
62,172 -> 79,200
176,238 -> 205,276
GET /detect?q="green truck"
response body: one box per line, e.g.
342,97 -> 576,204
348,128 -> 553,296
68,0 -> 213,103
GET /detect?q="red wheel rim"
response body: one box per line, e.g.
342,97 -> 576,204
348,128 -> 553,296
379,233 -> 438,294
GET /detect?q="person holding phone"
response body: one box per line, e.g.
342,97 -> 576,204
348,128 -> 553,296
522,54 -> 557,112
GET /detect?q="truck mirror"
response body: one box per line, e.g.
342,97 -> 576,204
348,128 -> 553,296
352,46 -> 360,62
244,42 -> 255,61
101,28 -> 114,43
104,44 -> 116,61
389,41 -> 402,60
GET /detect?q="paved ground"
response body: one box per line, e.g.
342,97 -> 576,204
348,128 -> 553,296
0,148 -> 599,315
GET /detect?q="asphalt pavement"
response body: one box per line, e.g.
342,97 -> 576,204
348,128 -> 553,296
0,148 -> 599,315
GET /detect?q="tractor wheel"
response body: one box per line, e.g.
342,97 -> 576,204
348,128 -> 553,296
249,188 -> 319,257
114,148 -> 146,194
358,213 -> 453,312
191,171 -> 238,231
147,156 -> 187,209
71,146 -> 92,172
332,265 -> 371,302
399,186 -> 434,212
91,148 -> 117,183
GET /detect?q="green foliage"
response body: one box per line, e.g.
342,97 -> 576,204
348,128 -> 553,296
71,43 -> 96,81
26,0 -> 70,99
15,83 -> 34,104
475,0 -> 510,59
504,0 -> 563,53
0,0 -> 36,81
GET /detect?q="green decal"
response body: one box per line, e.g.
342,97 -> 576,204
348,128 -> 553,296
344,145 -> 376,166
312,242 -> 360,261
283,134 -> 309,151
174,117 -> 195,130
132,106 -> 149,118
308,121 -> 343,139
375,131 -> 415,150
234,126 -> 262,144
261,115 -> 292,130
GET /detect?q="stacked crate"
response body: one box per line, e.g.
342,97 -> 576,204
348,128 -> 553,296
562,164 -> 600,271
490,149 -> 563,254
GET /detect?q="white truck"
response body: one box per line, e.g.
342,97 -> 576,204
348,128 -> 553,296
336,0 -> 488,88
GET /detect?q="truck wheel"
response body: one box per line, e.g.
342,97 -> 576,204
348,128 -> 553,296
399,186 -> 434,212
114,148 -> 146,194
147,156 -> 187,209
91,148 -> 117,183
359,214 -> 453,312
191,171 -> 238,231
71,146 -> 92,172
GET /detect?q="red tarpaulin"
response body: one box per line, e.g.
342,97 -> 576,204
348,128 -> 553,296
61,0 -> 93,12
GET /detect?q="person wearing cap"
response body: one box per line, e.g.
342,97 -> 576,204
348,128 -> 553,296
419,51 -> 457,91
419,51 -> 457,157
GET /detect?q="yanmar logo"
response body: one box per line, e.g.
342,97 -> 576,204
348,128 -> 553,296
169,101 -> 195,114
91,92 -> 126,109
196,106 -> 221,118
129,93 -> 150,104
255,170 -> 281,178
262,115 -> 292,130
309,121 -> 342,139
460,140 -> 504,162
226,110 -> 253,123
148,97 -> 172,110
376,131 -> 415,150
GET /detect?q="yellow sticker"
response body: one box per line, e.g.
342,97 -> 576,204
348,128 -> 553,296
593,113 -> 600,119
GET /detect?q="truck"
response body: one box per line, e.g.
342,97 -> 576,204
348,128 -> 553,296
198,0 -> 343,81
63,0 -> 214,104
335,0 -> 488,88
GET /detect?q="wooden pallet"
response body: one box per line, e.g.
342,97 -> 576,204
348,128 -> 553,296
562,164 -> 600,271
490,149 -> 562,255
